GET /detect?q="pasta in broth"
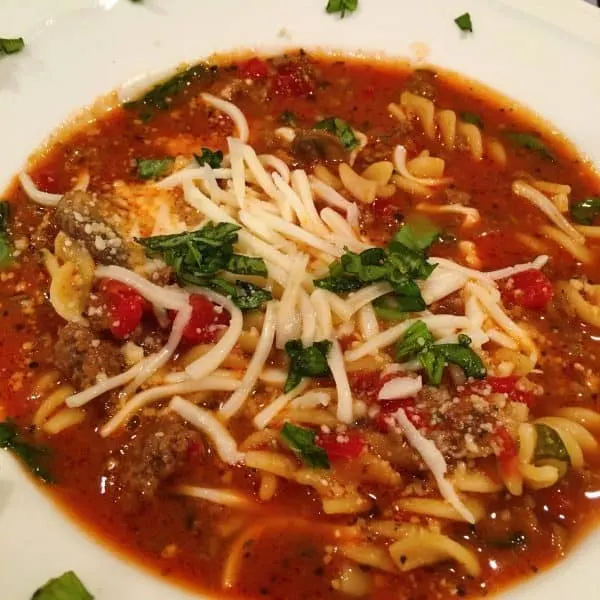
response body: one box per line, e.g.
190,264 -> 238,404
2,52 -> 600,600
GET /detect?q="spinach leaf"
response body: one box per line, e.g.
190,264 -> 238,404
32,571 -> 93,600
280,110 -> 298,127
314,117 -> 358,150
505,131 -> 555,161
284,340 -> 332,393
454,12 -> 473,32
373,295 -> 411,322
136,158 -> 174,180
534,423 -> 569,463
280,423 -> 330,469
0,420 -> 53,483
570,197 -> 600,225
136,222 -> 271,309
392,216 -> 440,253
0,37 -> 25,55
396,320 -> 434,361
0,201 -> 12,267
325,0 -> 358,18
395,323 -> 486,385
194,148 -> 224,169
460,111 -> 483,128
124,63 -> 214,119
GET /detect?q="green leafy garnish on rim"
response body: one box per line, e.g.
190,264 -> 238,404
136,157 -> 174,180
396,322 -> 486,385
136,222 -> 272,309
570,197 -> 600,225
0,37 -> 25,55
280,423 -> 330,469
194,148 -> 224,169
0,201 -> 13,267
314,117 -> 359,150
454,12 -> 473,33
31,571 -> 93,600
0,420 -> 53,483
504,131 -> 555,161
315,218 -> 440,319
325,0 -> 358,18
284,340 -> 332,393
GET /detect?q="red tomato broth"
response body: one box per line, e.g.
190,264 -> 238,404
1,51 -> 600,599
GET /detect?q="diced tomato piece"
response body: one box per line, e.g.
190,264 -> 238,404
240,57 -> 269,80
494,426 -> 519,477
502,269 -> 554,310
272,63 -> 314,97
315,431 -> 364,460
99,279 -> 148,339
180,294 -> 231,344
374,398 -> 422,432
348,370 -> 381,404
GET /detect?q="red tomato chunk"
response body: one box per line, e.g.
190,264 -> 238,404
502,269 -> 554,310
240,58 -> 269,80
315,431 -> 364,460
100,279 -> 148,339
181,295 -> 231,344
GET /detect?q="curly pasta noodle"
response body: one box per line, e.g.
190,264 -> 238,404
556,279 -> 600,327
389,91 -> 507,166
394,497 -> 485,523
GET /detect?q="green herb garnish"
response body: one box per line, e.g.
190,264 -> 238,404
460,111 -> 483,128
194,148 -> 224,169
315,219 -> 439,318
32,571 -> 93,600
136,158 -> 174,180
136,222 -> 271,309
284,340 -> 332,393
570,197 -> 600,225
534,423 -> 569,464
0,420 -> 53,482
505,131 -> 555,161
395,322 -> 486,385
325,0 -> 358,18
0,201 -> 13,267
454,12 -> 473,32
314,117 -> 358,150
280,110 -> 298,127
124,63 -> 214,119
280,423 -> 330,469
0,37 -> 25,55
373,295 -> 411,322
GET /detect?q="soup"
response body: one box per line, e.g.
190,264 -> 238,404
3,51 -> 600,599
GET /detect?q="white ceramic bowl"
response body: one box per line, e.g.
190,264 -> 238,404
1,1 -> 599,597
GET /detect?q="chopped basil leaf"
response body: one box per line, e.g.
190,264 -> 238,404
315,221 -> 436,311
0,37 -> 25,55
460,111 -> 483,128
284,340 -> 332,393
314,117 -> 359,150
136,157 -> 174,180
0,420 -> 53,483
454,12 -> 473,32
396,320 -> 434,361
395,322 -> 486,385
534,423 -> 569,464
392,216 -> 440,254
419,349 -> 446,386
570,197 -> 600,225
0,201 -> 13,267
194,148 -> 223,169
373,295 -> 410,322
32,571 -> 93,600
280,110 -> 298,127
124,63 -> 215,118
325,0 -> 358,18
280,423 -> 330,469
136,222 -> 271,309
505,131 -> 555,161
